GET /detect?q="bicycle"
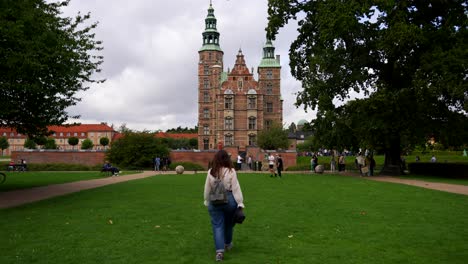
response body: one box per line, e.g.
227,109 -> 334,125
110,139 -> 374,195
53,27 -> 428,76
0,172 -> 5,184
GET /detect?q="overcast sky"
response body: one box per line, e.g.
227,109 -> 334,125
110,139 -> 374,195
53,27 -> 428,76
62,0 -> 316,131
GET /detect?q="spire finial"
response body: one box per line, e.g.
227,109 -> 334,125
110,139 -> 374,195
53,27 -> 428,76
210,0 -> 212,6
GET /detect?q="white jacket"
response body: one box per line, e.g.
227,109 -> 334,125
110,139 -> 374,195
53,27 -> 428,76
204,167 -> 244,208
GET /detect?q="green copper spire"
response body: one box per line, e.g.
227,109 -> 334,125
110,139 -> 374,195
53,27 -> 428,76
259,39 -> 280,67
200,2 -> 222,52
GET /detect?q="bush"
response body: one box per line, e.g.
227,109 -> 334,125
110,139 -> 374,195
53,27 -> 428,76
169,162 -> 204,171
25,163 -> 102,171
408,162 -> 468,179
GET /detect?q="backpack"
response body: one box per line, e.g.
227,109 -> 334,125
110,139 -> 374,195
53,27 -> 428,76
209,171 -> 228,205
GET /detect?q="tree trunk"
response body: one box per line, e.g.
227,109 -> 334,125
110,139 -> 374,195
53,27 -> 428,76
380,139 -> 403,176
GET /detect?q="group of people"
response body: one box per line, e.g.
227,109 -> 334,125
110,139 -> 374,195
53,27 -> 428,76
153,156 -> 171,172
7,159 -> 27,172
267,153 -> 283,178
355,152 -> 376,176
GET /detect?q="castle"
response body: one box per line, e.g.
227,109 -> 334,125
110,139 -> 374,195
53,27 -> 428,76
197,3 -> 283,151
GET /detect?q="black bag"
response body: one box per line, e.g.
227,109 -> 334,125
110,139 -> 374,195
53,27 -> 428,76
209,176 -> 228,205
234,207 -> 246,224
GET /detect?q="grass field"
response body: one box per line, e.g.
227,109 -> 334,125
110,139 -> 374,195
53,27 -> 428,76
0,171 -> 141,192
1,173 -> 467,263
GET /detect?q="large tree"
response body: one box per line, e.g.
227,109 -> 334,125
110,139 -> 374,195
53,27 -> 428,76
267,0 -> 467,174
257,122 -> 289,150
0,0 -> 104,138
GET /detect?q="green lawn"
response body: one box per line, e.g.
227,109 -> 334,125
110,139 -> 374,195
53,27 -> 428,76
1,173 -> 467,263
0,171 -> 141,192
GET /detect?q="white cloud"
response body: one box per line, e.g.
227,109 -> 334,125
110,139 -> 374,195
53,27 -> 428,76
62,0 -> 313,131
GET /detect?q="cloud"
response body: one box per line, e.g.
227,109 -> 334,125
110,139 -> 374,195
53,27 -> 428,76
62,0 -> 313,131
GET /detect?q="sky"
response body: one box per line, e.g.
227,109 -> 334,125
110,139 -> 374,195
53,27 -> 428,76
62,0 -> 316,131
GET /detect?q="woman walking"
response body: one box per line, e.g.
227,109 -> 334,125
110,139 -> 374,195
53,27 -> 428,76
204,150 -> 245,262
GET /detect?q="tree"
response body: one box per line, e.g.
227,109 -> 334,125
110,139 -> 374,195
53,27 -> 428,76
257,123 -> 289,150
68,137 -> 79,150
0,0 -> 104,138
189,138 -> 198,149
106,132 -> 169,169
100,137 -> 110,149
44,138 -> 57,149
24,138 -> 37,149
0,136 -> 9,156
267,0 -> 467,174
81,139 -> 94,150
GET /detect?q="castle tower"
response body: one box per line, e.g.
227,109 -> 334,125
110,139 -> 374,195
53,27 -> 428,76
198,3 -> 224,150
197,4 -> 282,151
258,39 -> 282,130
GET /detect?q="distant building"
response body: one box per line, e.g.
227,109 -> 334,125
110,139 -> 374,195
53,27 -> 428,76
197,3 -> 283,150
0,123 -> 116,154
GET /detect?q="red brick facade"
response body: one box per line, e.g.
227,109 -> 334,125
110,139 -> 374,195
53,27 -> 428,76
197,4 -> 282,151
11,151 -> 106,166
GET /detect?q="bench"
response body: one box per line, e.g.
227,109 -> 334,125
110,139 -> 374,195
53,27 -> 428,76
101,167 -> 114,176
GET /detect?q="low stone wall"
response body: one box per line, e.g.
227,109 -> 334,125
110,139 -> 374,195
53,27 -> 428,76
11,150 -> 106,166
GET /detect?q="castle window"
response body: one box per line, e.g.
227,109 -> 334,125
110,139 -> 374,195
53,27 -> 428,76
204,92 -> 210,102
203,108 -> 210,119
248,117 -> 257,130
225,117 -> 233,130
248,134 -> 256,146
225,96 -> 233,109
266,69 -> 273,79
265,120 -> 273,130
238,80 -> 243,90
266,83 -> 273,94
204,78 -> 209,89
266,102 -> 273,113
203,125 -> 210,135
203,138 -> 209,150
248,97 -> 256,109
204,66 -> 209,75
225,134 -> 233,146
209,52 -> 212,60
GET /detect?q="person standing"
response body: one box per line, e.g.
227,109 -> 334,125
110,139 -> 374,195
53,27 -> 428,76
276,154 -> 283,178
204,150 -> 245,262
154,157 -> 161,172
236,154 -> 243,171
268,153 -> 277,177
338,154 -> 346,172
247,155 -> 252,170
330,155 -> 336,172
369,155 -> 376,176
312,154 -> 318,172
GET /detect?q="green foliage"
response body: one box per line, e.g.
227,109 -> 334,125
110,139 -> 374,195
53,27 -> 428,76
257,122 -> 289,150
99,137 -> 110,147
81,138 -> 94,150
106,132 -> 169,168
267,0 -> 468,173
169,162 -> 204,171
0,0 -> 103,137
25,163 -> 102,172
189,138 -> 198,149
0,136 -> 9,154
68,137 -> 79,149
23,138 -> 36,149
165,126 -> 197,133
43,138 -> 57,149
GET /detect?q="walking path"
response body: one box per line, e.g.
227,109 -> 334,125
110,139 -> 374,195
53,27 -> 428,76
1,170 -> 467,209
367,176 -> 468,196
0,171 -> 166,209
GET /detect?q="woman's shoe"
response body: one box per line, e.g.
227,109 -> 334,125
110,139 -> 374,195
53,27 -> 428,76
215,252 -> 224,262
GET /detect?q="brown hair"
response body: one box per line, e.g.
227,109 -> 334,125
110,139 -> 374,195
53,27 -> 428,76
210,150 -> 233,178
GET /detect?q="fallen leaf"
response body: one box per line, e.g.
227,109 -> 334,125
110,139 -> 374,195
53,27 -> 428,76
108,219 -> 113,224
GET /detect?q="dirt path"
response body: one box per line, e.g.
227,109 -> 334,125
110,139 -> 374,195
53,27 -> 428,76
366,176 -> 468,195
0,171 -> 170,209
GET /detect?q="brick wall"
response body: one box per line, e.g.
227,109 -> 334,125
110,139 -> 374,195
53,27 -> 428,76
11,151 -> 106,166
170,148 -> 296,170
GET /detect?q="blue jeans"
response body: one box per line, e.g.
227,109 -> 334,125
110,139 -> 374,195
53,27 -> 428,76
208,192 -> 238,252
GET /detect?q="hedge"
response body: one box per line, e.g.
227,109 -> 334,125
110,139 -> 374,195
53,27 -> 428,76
169,162 -> 204,171
408,162 -> 468,179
